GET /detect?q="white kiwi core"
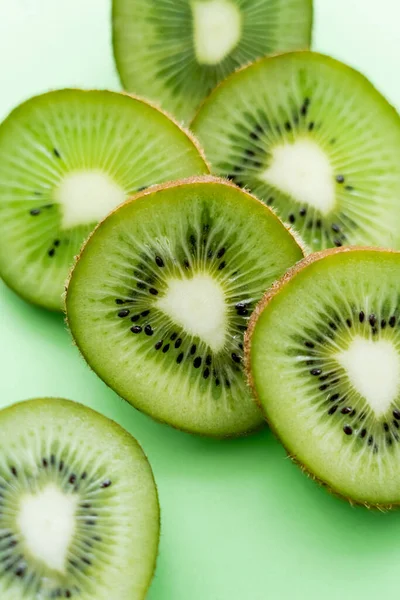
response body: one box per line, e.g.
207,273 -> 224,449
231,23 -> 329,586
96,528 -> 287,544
18,484 -> 78,573
336,336 -> 400,417
56,170 -> 126,229
259,138 -> 336,215
157,273 -> 227,351
191,0 -> 242,65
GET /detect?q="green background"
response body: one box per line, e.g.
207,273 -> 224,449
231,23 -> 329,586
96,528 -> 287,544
1,1 -> 400,598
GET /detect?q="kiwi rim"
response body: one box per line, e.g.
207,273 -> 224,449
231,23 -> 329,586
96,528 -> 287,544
0,88 -> 210,312
65,175 -> 305,439
244,246 -> 400,510
0,396 -> 161,593
190,49 -> 400,131
112,0 -> 314,121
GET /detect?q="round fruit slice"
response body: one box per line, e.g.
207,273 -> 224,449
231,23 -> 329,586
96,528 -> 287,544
246,247 -> 400,506
192,52 -> 400,252
66,177 -> 304,437
0,398 -> 159,599
112,0 -> 313,123
0,89 -> 208,311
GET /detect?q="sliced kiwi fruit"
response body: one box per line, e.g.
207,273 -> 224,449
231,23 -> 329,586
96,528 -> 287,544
0,89 -> 208,311
66,177 -> 304,437
246,247 -> 400,507
0,397 -> 159,599
192,52 -> 400,252
112,0 -> 313,123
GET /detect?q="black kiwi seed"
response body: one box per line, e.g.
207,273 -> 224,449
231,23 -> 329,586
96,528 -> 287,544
10,466 -> 17,477
193,357 -> 202,368
155,256 -> 164,267
141,310 -> 150,317
144,325 -> 154,336
170,332 -> 178,341
48,248 -> 55,257
130,315 -> 140,322
334,239 -> 342,247
328,405 -> 338,415
330,393 -> 340,402
137,282 -> 146,290
54,240 -> 60,247
343,426 -> 353,435
154,340 -> 163,350
162,344 -> 170,353
308,122 -> 315,131
331,224 -> 341,233
115,299 -> 124,305
341,407 -> 352,414
174,338 -> 182,349
176,353 -> 184,364
369,314 -> 376,327
53,148 -> 61,158
368,435 -> 373,446
231,353 -> 241,364
393,420 -> 399,429
359,311 -> 365,323
299,207 -> 307,217
383,423 -> 389,432
30,208 -> 41,216
304,341 -> 315,348
336,175 -> 345,184
393,409 -> 400,420
310,368 -> 322,376
319,384 -> 329,391
42,457 -> 48,467
389,316 -> 396,327
206,355 -> 212,366
267,197 -> 274,205
130,325 -> 142,334
217,247 -> 226,258
100,479 -> 112,488
118,309 -> 130,318
345,185 -> 354,191
346,318 -> 352,327
149,288 -> 158,295
218,261 -> 226,270
190,344 -> 197,355
381,319 -> 387,329
360,429 -> 367,438
289,214 -> 295,224
203,368 -> 210,379
69,474 -> 76,484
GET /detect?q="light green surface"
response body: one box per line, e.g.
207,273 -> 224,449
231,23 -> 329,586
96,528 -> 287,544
1,2 -> 400,599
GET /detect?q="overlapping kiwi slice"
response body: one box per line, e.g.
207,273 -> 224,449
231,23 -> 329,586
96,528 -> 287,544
66,177 -> 304,437
112,0 -> 313,123
192,52 -> 400,252
246,247 -> 400,506
0,398 -> 159,599
0,89 -> 208,311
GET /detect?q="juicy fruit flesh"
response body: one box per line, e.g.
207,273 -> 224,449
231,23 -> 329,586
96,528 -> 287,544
112,0 -> 313,123
191,0 -> 242,65
0,89 -> 208,310
56,170 -> 125,229
18,485 -> 78,574
0,398 -> 159,600
248,249 -> 400,505
336,336 -> 400,417
67,180 -> 303,436
156,273 -> 227,351
260,138 -> 336,215
192,52 -> 400,251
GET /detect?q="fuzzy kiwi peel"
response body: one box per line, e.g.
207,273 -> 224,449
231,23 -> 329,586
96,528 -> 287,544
0,397 -> 160,599
246,246 -> 400,508
66,176 -> 304,437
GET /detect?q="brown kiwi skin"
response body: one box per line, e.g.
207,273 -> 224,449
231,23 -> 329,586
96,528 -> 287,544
65,175 -> 304,439
245,246 -> 400,510
0,89 -> 210,313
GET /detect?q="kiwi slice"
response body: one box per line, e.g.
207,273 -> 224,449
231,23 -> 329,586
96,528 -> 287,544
0,397 -> 159,599
66,177 -> 303,437
192,52 -> 400,252
246,247 -> 400,506
112,0 -> 313,123
0,89 -> 208,311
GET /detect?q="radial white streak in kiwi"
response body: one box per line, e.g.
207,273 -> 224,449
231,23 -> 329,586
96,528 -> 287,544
259,138 -> 336,215
336,336 -> 400,418
156,273 -> 227,351
191,0 -> 242,65
55,170 -> 126,229
18,484 -> 78,573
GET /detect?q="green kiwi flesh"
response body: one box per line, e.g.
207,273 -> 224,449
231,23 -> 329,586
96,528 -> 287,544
192,52 -> 400,252
246,247 -> 400,507
112,0 -> 313,123
0,89 -> 208,311
0,398 -> 159,599
66,177 -> 304,437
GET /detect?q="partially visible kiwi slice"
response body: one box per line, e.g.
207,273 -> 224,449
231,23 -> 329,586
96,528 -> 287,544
66,177 -> 304,437
0,89 -> 208,311
112,0 -> 313,123
192,52 -> 400,251
0,398 -> 159,599
246,247 -> 400,507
